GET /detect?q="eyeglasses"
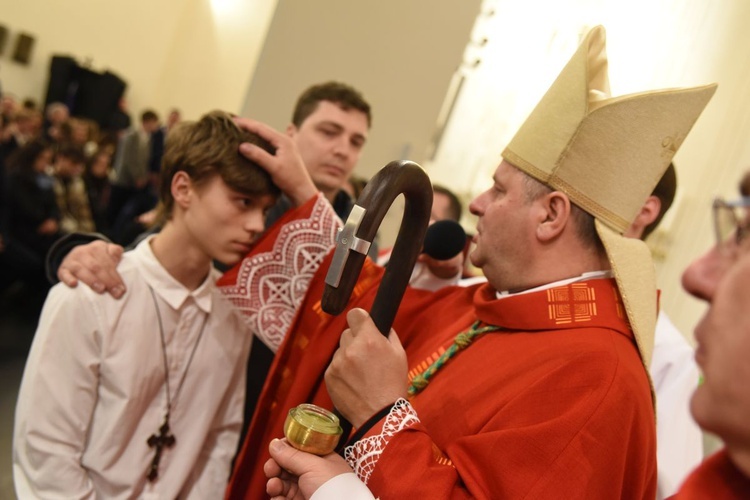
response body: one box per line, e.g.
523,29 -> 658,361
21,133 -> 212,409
712,197 -> 750,248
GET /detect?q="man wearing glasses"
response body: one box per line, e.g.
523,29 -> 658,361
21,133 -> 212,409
669,178 -> 750,496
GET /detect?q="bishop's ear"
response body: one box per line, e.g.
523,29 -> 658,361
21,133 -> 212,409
536,191 -> 571,242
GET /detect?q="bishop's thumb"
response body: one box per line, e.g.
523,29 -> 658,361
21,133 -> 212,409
346,308 -> 371,330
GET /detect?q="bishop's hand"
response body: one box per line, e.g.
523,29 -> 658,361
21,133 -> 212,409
325,308 -> 408,428
264,438 -> 353,500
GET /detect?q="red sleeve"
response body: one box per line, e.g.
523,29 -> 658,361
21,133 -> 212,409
216,193 -> 341,352
345,351 -> 656,500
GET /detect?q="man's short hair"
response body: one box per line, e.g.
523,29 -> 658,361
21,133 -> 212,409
158,110 -> 280,220
141,110 -> 159,123
292,81 -> 371,128
433,184 -> 463,222
45,102 -> 68,119
520,171 -> 603,252
641,163 -> 677,240
740,171 -> 750,197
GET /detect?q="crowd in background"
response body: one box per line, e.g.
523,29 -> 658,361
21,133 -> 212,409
0,92 -> 180,314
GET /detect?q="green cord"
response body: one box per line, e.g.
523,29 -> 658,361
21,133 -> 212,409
408,320 -> 501,396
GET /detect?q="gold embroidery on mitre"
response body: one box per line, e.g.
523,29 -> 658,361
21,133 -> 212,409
546,283 -> 598,325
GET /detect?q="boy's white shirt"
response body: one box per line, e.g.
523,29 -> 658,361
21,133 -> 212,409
13,235 -> 252,499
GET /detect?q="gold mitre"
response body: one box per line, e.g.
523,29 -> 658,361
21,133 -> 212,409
503,25 -> 716,367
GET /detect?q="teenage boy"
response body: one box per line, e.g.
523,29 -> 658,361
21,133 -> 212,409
13,111 -> 280,498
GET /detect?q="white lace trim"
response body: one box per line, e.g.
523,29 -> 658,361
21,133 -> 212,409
218,194 -> 341,352
344,398 -> 420,485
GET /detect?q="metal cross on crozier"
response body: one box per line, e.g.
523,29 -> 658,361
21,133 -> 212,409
146,420 -> 176,482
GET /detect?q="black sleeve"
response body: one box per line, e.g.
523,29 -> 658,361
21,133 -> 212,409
263,195 -> 293,228
45,232 -> 112,284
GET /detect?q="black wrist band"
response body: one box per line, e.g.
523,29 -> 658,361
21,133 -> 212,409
345,400 -> 400,448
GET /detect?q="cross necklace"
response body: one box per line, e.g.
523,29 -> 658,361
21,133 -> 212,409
146,285 -> 208,482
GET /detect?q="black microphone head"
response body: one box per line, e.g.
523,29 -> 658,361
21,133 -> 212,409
423,219 -> 467,260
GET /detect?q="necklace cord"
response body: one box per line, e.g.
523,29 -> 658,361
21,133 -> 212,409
148,286 -> 209,417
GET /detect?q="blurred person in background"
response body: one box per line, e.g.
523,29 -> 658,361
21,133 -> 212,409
1,139 -> 60,307
43,102 -> 69,143
52,144 -> 95,234
83,147 -> 114,235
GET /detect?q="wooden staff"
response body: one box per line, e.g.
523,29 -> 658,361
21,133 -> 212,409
321,160 -> 431,454
322,160 -> 433,334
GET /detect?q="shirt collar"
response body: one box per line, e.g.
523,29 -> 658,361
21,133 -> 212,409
132,235 -> 214,313
496,270 -> 613,299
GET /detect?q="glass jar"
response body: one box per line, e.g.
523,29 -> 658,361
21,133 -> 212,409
283,404 -> 343,455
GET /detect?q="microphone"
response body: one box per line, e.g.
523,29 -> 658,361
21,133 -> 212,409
422,220 -> 467,260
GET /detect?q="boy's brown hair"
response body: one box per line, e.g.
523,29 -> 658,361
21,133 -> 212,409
158,110 -> 279,221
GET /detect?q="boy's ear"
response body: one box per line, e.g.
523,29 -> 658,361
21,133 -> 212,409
171,171 -> 193,208
536,191 -> 572,243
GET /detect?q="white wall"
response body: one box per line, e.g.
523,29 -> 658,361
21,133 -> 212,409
0,0 -> 277,120
240,0 -> 482,247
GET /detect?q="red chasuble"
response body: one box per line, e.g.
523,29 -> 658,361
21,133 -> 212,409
672,450 -> 750,499
219,195 -> 656,499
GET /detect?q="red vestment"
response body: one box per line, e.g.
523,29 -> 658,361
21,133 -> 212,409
672,450 -> 750,499
219,195 -> 656,499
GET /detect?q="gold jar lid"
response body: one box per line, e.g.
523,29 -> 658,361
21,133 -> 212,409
283,404 -> 343,455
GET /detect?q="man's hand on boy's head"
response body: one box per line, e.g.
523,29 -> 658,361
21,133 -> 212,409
58,241 -> 126,298
233,117 -> 318,207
